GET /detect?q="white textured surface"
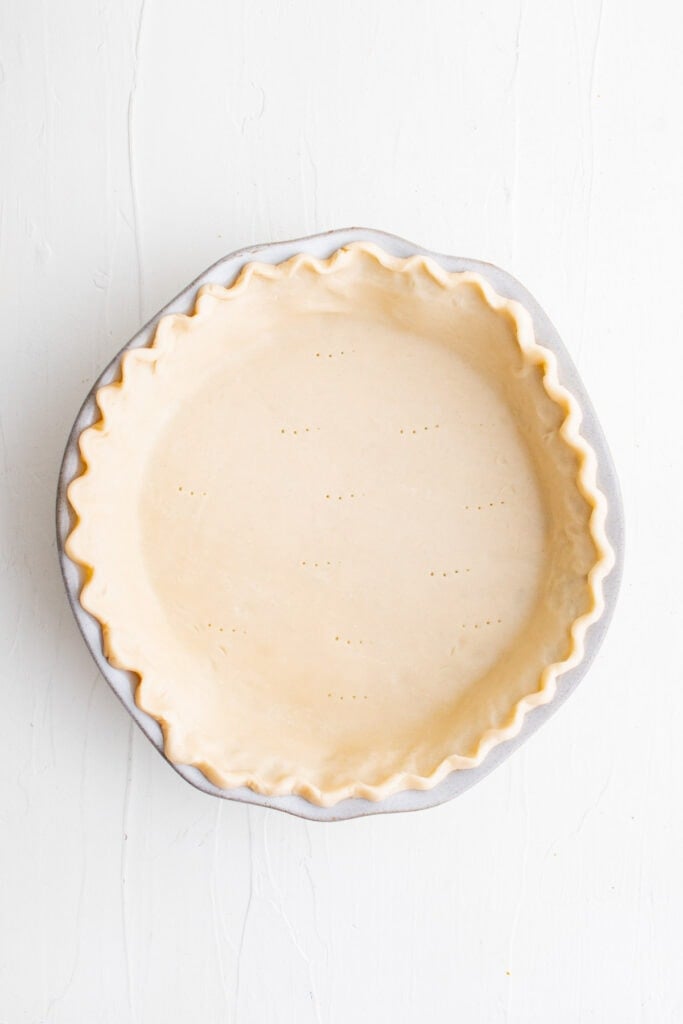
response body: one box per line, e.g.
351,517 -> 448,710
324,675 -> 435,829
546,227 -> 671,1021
0,0 -> 680,1020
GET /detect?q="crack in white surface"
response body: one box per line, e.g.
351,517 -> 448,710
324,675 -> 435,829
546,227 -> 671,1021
504,752 -> 530,1022
127,0 -> 147,323
43,674 -> 99,1019
120,723 -> 136,1022
576,0 -> 604,369
210,802 -> 233,1013
508,0 -> 524,263
232,807 -> 255,1022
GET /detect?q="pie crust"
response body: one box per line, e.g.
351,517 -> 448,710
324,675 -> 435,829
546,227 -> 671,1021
66,243 -> 613,806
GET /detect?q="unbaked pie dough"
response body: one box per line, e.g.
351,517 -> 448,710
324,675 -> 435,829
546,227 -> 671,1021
66,243 -> 613,805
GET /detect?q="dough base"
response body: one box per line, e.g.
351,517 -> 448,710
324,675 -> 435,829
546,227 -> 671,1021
66,244 -> 613,805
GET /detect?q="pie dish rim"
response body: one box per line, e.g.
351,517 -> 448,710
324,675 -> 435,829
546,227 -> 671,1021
55,227 -> 624,820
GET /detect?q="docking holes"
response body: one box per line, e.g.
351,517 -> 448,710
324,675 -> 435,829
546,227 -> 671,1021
429,568 -> 471,577
399,424 -> 440,435
177,486 -> 208,497
463,500 -> 506,511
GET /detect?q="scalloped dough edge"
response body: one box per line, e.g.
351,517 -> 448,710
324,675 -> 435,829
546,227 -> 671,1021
66,242 -> 615,807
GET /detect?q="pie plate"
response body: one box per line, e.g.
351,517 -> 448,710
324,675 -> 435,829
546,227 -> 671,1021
56,227 -> 624,821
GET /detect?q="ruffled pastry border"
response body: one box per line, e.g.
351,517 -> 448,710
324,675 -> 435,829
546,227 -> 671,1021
65,242 -> 615,807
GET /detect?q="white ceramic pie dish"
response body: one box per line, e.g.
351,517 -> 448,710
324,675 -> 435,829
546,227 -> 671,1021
56,227 -> 623,821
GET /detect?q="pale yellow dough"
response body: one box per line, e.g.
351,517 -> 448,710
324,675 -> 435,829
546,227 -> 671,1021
66,243 -> 613,805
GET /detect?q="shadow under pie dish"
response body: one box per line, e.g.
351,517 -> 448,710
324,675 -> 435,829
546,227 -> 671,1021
60,233 -> 618,812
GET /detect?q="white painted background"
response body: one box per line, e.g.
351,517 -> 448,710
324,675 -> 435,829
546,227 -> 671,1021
1,0 -> 681,1020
